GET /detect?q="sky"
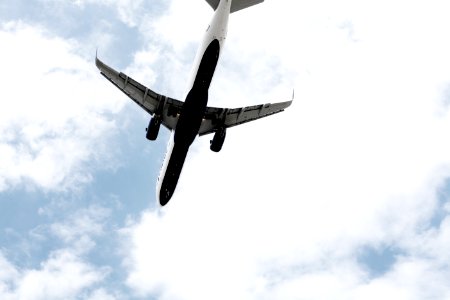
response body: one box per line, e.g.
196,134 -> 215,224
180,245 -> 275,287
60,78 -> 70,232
1,0 -> 450,299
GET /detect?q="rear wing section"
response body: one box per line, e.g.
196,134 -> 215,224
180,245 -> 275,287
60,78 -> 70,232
205,0 -> 264,13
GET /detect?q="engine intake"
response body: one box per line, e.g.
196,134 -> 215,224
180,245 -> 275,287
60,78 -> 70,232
210,127 -> 226,152
146,115 -> 161,140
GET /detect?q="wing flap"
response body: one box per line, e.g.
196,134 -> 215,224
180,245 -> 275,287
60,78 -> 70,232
96,56 -> 159,114
96,55 -> 183,130
199,100 -> 292,135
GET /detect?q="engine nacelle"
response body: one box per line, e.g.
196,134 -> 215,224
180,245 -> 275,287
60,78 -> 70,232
146,115 -> 161,141
210,127 -> 226,152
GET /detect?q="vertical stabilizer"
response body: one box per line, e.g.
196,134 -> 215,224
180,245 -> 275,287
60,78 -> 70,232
205,0 -> 264,13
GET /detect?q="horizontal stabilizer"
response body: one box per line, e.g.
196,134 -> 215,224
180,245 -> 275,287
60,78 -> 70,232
205,0 -> 264,13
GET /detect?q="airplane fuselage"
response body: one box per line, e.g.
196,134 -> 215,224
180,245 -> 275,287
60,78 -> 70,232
96,0 -> 292,208
156,0 -> 230,206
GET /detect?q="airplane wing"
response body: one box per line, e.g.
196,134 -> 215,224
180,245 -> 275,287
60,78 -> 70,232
96,55 -> 292,136
95,55 -> 182,130
198,99 -> 293,136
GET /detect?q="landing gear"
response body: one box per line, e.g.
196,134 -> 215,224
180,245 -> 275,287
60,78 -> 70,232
210,127 -> 226,152
146,116 -> 161,140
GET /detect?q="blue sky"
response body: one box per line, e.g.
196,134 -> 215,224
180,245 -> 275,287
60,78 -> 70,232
1,0 -> 450,299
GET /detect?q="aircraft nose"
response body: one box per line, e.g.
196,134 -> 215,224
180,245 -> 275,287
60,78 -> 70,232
159,187 -> 172,207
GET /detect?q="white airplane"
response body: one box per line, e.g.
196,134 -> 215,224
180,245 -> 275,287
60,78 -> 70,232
96,0 -> 292,206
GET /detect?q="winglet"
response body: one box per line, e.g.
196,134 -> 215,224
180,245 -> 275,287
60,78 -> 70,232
292,89 -> 295,100
95,48 -> 102,69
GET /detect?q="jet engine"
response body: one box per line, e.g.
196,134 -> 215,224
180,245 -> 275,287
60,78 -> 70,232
210,127 -> 226,152
146,115 -> 161,140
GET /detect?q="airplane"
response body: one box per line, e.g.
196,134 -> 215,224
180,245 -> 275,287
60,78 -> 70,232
95,0 -> 293,207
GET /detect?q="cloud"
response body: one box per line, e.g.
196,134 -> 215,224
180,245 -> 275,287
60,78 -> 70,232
85,288 -> 117,300
0,21 -> 125,193
121,0 -> 450,299
0,203 -> 120,299
3,0 -> 449,299
68,0 -> 149,27
0,253 -> 19,295
0,249 -> 109,300
49,205 -> 111,254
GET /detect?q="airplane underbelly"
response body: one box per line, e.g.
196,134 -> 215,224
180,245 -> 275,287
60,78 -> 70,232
159,143 -> 189,206
174,39 -> 220,146
174,89 -> 208,146
159,39 -> 221,206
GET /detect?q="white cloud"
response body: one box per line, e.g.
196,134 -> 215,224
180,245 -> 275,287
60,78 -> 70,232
0,203 -> 118,299
0,21 -> 125,192
0,249 -> 109,300
0,253 -> 19,296
50,205 -> 111,254
122,0 -> 450,299
85,288 -> 117,300
68,0 -> 146,27
17,250 -> 105,300
4,0 -> 449,299
143,0 -> 209,53
351,258 -> 450,300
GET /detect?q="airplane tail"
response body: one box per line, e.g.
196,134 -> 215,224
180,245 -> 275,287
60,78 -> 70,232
205,0 -> 264,13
